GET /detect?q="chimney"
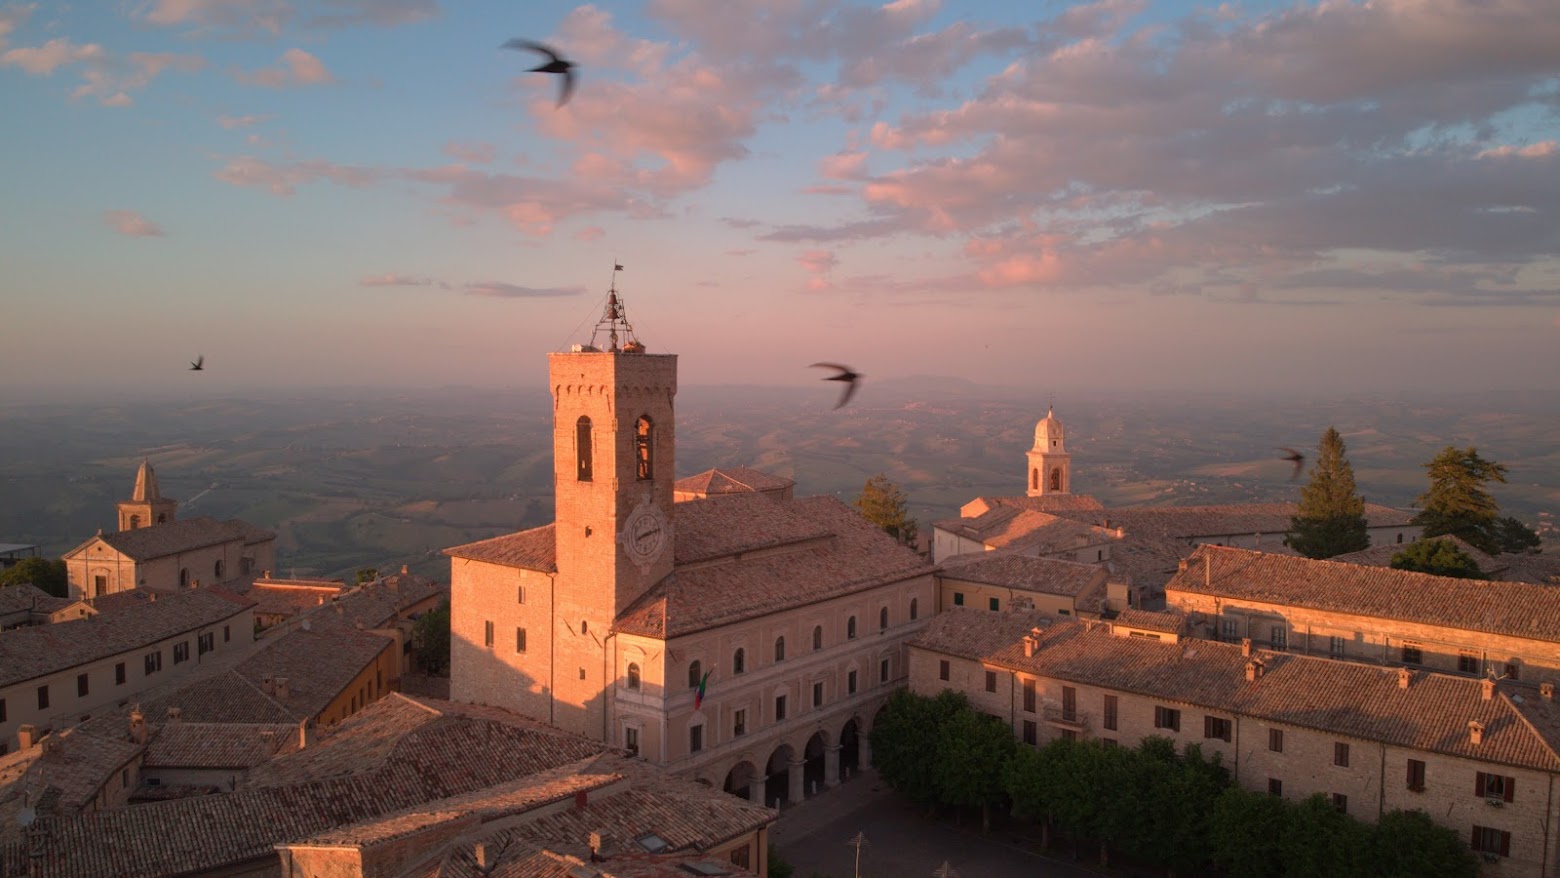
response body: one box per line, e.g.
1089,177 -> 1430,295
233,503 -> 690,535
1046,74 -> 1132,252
149,592 -> 157,602
260,730 -> 277,752
298,720 -> 313,750
274,677 -> 289,700
16,725 -> 37,751
589,831 -> 605,861
1398,667 -> 1411,689
261,675 -> 275,696
129,708 -> 147,745
40,734 -> 60,758
1481,677 -> 1495,701
400,565 -> 408,575
335,603 -> 343,615
263,570 -> 270,579
1022,635 -> 1038,658
166,706 -> 182,724
474,843 -> 488,870
574,790 -> 589,810
1241,638 -> 1252,657
1205,554 -> 1212,589
1542,683 -> 1555,702
1178,559 -> 1189,573
317,596 -> 325,605
1245,659 -> 1264,681
1469,720 -> 1485,745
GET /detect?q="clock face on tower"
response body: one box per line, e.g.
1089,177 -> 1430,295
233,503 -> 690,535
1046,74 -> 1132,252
620,497 -> 669,571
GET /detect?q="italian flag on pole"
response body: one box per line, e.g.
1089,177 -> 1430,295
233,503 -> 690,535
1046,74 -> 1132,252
694,668 -> 713,710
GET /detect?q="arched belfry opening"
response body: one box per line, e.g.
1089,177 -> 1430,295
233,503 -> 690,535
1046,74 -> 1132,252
1050,467 -> 1062,491
576,416 -> 593,481
635,416 -> 654,480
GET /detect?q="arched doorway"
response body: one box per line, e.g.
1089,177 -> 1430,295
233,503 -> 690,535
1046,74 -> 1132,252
803,731 -> 829,797
765,744 -> 794,807
840,718 -> 861,778
724,760 -> 758,801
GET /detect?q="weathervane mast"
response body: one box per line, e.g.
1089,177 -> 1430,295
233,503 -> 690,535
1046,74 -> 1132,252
587,262 -> 644,353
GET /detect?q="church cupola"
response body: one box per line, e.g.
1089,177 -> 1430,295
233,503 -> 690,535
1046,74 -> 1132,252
117,459 -> 178,530
1027,406 -> 1071,496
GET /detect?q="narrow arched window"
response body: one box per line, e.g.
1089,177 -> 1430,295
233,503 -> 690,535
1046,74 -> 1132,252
847,616 -> 857,640
1030,469 -> 1037,491
733,648 -> 745,674
688,660 -> 702,689
576,416 -> 593,482
774,637 -> 786,662
635,416 -> 654,480
627,663 -> 641,690
129,515 -> 140,529
880,607 -> 889,630
1050,467 -> 1062,491
910,598 -> 919,620
214,560 -> 224,579
179,568 -> 189,588
157,513 -> 167,523
812,625 -> 823,650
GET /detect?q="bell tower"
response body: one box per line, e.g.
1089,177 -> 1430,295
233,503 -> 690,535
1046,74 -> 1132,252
118,459 -> 177,531
1026,406 -> 1071,496
549,275 -> 677,626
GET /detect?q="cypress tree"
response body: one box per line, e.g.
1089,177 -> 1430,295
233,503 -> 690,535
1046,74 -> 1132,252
1285,427 -> 1370,559
1412,446 -> 1508,555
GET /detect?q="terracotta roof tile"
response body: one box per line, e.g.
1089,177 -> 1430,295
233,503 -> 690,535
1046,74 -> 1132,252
915,608 -> 1560,773
445,524 -> 557,572
1168,545 -> 1560,644
672,493 -> 834,565
1330,536 -> 1497,570
1499,554 -> 1560,586
0,729 -> 143,835
0,587 -> 254,688
0,584 -> 61,617
939,553 -> 1106,597
1050,501 -> 1416,539
79,517 -> 274,562
962,495 -> 1104,517
1112,608 -> 1186,634
143,723 -> 296,770
675,466 -> 794,496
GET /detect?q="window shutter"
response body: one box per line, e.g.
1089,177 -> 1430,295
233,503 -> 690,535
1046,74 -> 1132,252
1501,831 -> 1511,857
1475,772 -> 1485,797
1471,826 -> 1479,849
1505,778 -> 1515,803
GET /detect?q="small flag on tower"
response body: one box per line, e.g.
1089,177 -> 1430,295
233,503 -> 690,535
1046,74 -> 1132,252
694,668 -> 712,709
614,262 -> 624,271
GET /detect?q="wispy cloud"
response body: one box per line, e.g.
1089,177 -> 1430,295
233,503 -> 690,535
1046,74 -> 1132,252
103,209 -> 166,237
218,113 -> 270,129
215,155 -> 382,195
359,273 -> 445,288
464,281 -> 583,298
236,48 -> 332,87
140,0 -> 436,37
1,37 -> 101,75
442,140 -> 495,164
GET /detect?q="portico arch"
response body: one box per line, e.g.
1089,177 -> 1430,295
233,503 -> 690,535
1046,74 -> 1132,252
765,743 -> 796,807
803,730 -> 830,797
724,759 -> 759,801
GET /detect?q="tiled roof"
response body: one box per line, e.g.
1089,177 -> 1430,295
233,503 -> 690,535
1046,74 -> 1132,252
1042,501 -> 1416,539
234,627 -> 395,719
143,723 -> 296,770
1113,608 -> 1186,634
0,584 -> 60,616
293,572 -> 446,633
88,671 -> 296,730
1167,545 -> 1560,644
939,553 -> 1106,597
0,730 -> 143,839
1099,535 -> 1191,590
75,517 -> 274,563
934,506 -> 1116,555
237,578 -> 345,619
962,495 -> 1104,517
0,586 -> 254,688
445,524 -> 557,572
1499,553 -> 1560,586
1330,536 -> 1499,571
914,608 -> 1560,773
675,466 -> 795,496
615,495 -> 935,638
672,493 -> 833,565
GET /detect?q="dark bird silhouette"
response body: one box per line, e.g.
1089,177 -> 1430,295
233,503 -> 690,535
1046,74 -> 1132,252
189,355 -> 204,372
1278,447 -> 1304,481
502,39 -> 577,107
811,363 -> 861,409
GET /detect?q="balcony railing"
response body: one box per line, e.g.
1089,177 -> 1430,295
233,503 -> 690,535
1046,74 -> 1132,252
1042,705 -> 1090,729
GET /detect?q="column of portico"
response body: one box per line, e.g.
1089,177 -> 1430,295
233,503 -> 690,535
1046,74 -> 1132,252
788,758 -> 806,803
859,735 -> 872,768
825,744 -> 841,786
747,776 -> 764,804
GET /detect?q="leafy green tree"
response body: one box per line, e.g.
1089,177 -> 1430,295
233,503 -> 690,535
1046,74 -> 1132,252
1391,539 -> 1487,579
1285,427 -> 1369,558
355,567 -> 379,584
1413,446 -> 1509,554
854,473 -> 919,546
869,689 -> 967,809
767,843 -> 795,878
1280,794 -> 1370,878
932,708 -> 1015,832
0,557 -> 69,598
411,598 -> 451,675
1493,515 -> 1542,554
1209,787 -> 1287,878
1368,809 -> 1479,878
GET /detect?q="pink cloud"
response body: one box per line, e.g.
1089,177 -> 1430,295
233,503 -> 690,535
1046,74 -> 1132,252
464,281 -> 583,298
237,48 -> 333,88
215,156 -> 383,195
359,273 -> 444,288
102,210 -> 166,237
1478,141 -> 1558,160
218,114 -> 269,129
142,0 -> 432,35
0,5 -> 33,49
442,141 -> 496,164
797,249 -> 838,275
69,51 -> 205,105
1,38 -> 102,75
574,226 -> 605,242
819,151 -> 868,181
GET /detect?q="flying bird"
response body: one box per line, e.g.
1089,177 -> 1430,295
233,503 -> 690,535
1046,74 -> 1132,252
189,355 -> 204,372
811,363 -> 861,410
502,39 -> 577,107
1277,447 -> 1304,481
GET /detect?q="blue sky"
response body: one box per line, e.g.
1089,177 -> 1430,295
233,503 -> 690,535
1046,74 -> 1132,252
2,0 -> 1558,397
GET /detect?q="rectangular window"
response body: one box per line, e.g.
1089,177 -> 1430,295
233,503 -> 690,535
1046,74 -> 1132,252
813,681 -> 824,708
984,670 -> 997,693
939,660 -> 950,681
1154,706 -> 1181,732
775,695 -> 787,721
1269,728 -> 1284,752
1062,686 -> 1077,722
1402,643 -> 1423,665
37,685 -> 49,710
517,585 -> 526,604
880,658 -> 890,683
1407,759 -> 1427,791
1204,716 -> 1232,742
516,628 -> 527,653
848,670 -> 858,694
1476,772 -> 1515,802
76,673 -> 89,698
988,597 -> 1000,611
1268,778 -> 1283,797
1505,662 -> 1521,681
145,650 -> 162,675
734,709 -> 746,737
1023,679 -> 1036,713
1472,826 -> 1512,857
1332,793 -> 1348,813
1,699 -> 6,723
223,624 -> 230,643
1329,635 -> 1346,657
624,726 -> 639,756
953,592 -> 964,606
1334,742 -> 1350,767
484,620 -> 494,648
1220,619 -> 1238,641
172,641 -> 189,664
1022,720 -> 1037,745
689,724 -> 703,754
1458,652 -> 1480,674
1270,625 -> 1287,650
1103,695 -> 1118,731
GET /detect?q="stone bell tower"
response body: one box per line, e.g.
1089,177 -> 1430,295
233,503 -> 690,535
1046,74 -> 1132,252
118,459 -> 177,531
1026,406 -> 1071,496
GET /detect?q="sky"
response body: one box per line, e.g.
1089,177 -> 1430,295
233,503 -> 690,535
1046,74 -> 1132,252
2,0 -> 1559,398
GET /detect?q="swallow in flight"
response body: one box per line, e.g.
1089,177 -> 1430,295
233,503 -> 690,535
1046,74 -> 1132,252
1278,447 -> 1304,481
811,363 -> 861,409
189,355 -> 205,372
502,39 -> 577,107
